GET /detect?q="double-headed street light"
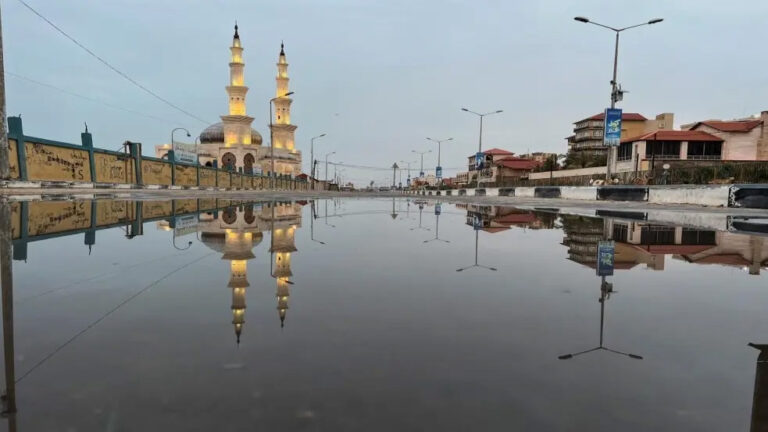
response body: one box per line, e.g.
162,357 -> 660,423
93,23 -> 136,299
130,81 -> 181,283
412,149 -> 432,178
461,108 -> 503,153
310,133 -> 326,189
269,91 -> 295,188
573,16 -> 663,179
427,137 -> 453,181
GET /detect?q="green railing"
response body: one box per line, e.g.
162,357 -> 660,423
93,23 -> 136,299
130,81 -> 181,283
5,116 -> 309,190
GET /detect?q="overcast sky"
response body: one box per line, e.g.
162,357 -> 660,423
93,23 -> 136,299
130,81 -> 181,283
4,0 -> 767,184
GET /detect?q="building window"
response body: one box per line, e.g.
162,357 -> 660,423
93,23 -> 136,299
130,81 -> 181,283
646,141 -> 681,159
640,225 -> 676,244
681,229 -> 716,245
687,142 -> 722,160
617,142 -> 633,161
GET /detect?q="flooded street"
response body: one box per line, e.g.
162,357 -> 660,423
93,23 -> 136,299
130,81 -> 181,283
1,198 -> 768,431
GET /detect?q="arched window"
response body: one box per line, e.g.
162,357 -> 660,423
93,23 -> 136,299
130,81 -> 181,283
221,152 -> 236,171
243,153 -> 255,175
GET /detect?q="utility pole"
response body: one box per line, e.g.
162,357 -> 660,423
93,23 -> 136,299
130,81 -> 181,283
0,4 -> 9,180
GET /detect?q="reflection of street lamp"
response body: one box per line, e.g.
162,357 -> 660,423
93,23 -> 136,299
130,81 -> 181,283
172,228 -> 193,251
456,230 -> 497,272
324,200 -> 335,228
558,278 -> 643,360
310,201 -> 326,245
573,15 -> 663,180
410,203 -> 431,232
424,205 -> 449,244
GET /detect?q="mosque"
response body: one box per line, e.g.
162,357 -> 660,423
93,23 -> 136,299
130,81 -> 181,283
156,25 -> 301,176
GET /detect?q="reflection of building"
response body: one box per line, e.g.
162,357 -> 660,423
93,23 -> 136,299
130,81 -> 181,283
457,203 -> 555,232
155,25 -> 301,176
196,201 -> 304,344
561,215 -> 768,275
749,343 -> 768,432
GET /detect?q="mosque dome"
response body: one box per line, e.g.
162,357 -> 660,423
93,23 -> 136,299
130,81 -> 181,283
199,122 -> 263,145
199,231 -> 263,258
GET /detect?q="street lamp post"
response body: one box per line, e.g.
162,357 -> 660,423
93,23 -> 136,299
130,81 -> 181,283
461,108 -> 503,153
400,160 -> 416,187
171,127 -> 191,161
412,149 -> 431,178
269,91 -> 295,189
427,137 -> 453,182
573,16 -> 663,180
324,151 -> 336,183
310,133 -> 326,189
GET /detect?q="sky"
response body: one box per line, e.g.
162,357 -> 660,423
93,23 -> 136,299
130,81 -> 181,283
4,0 -> 768,185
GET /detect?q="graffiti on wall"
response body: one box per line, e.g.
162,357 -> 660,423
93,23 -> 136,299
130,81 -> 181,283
96,200 -> 135,226
199,168 -> 217,187
9,139 -> 19,179
25,142 -> 90,182
142,201 -> 173,219
95,152 -> 134,184
142,160 -> 172,185
175,165 -> 197,186
28,201 -> 91,236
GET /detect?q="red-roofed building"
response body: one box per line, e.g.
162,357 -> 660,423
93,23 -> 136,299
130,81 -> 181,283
616,130 -> 726,171
455,148 -> 541,186
567,111 -> 674,157
681,111 -> 768,161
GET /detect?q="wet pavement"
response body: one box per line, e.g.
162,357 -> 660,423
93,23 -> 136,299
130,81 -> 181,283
0,197 -> 767,431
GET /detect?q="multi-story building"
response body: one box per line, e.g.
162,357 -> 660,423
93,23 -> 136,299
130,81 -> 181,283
455,148 -> 539,186
682,111 -> 768,160
567,112 -> 674,156
519,152 -> 558,164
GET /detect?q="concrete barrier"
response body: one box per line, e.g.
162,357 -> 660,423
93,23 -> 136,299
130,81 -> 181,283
561,186 -> 598,201
534,187 -> 561,198
597,186 -> 648,201
515,187 -> 535,197
485,188 -> 499,197
499,188 -> 514,197
475,188 -> 486,196
730,185 -> 768,209
464,189 -> 476,196
648,186 -> 728,207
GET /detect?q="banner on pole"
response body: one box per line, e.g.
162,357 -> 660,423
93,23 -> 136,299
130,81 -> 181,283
603,108 -> 623,147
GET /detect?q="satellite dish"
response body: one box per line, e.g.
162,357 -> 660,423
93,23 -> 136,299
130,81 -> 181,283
662,164 -> 670,170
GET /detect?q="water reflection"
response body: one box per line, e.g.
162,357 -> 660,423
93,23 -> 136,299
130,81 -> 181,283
2,197 -> 768,430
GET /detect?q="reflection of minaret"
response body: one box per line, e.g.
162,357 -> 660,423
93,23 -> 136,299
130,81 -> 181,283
199,206 -> 262,346
268,202 -> 301,327
748,343 -> 768,432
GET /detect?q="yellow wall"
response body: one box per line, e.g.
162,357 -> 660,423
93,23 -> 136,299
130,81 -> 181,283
28,201 -> 91,236
142,160 -> 172,185
94,152 -> 135,184
10,202 -> 20,239
25,142 -> 90,182
200,168 -> 217,187
8,139 -> 19,179
175,199 -> 198,214
142,201 -> 172,219
96,200 -> 136,226
622,120 -> 648,141
175,165 -> 197,186
199,199 -> 217,211
218,171 -> 231,188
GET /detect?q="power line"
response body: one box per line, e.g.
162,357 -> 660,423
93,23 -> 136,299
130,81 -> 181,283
15,0 -> 209,125
6,71 -> 184,126
15,252 -> 214,384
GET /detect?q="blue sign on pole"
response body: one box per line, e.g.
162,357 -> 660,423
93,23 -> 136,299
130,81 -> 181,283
603,108 -> 623,147
436,166 -> 442,179
596,240 -> 615,276
475,152 -> 485,170
472,214 -> 483,230
435,203 -> 442,216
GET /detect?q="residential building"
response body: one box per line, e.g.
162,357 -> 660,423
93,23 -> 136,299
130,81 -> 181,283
567,112 -> 674,156
682,111 -> 768,160
615,130 -> 725,172
455,148 -> 540,186
519,152 -> 558,164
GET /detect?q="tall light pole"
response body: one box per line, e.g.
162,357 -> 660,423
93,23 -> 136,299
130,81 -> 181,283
171,127 -> 191,161
412,149 -> 431,178
573,16 -> 663,180
324,151 -> 335,183
333,162 -> 343,183
0,3 -> 9,181
310,133 -> 326,189
401,160 -> 416,187
461,108 -> 503,153
269,91 -> 294,188
427,137 -> 453,182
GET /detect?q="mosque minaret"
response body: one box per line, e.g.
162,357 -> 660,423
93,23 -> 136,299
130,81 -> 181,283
221,24 -> 255,147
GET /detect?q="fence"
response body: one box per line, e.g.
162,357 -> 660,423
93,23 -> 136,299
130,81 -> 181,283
5,116 -> 308,191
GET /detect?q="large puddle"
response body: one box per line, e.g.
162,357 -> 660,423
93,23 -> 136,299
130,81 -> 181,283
1,197 -> 767,431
